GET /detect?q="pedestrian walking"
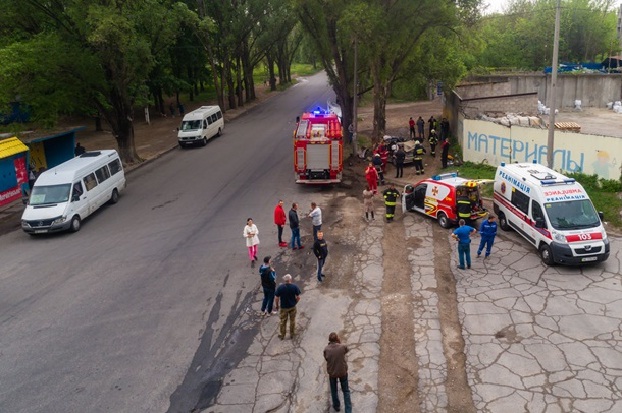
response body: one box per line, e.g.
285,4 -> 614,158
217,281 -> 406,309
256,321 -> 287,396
243,218 -> 260,268
394,144 -> 406,178
178,102 -> 185,116
289,202 -> 303,250
363,186 -> 375,221
452,219 -> 476,269
428,129 -> 438,157
275,274 -> 301,340
309,202 -> 322,243
441,139 -> 450,169
416,116 -> 425,140
274,199 -> 287,247
408,117 -> 415,139
313,231 -> 328,282
323,332 -> 353,413
348,123 -> 354,144
259,256 -> 277,316
382,183 -> 400,222
477,215 -> 498,258
413,140 -> 426,175
365,162 -> 379,194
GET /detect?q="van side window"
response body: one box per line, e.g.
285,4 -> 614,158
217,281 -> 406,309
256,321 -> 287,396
108,159 -> 122,175
531,200 -> 544,222
72,182 -> 84,198
95,166 -> 111,183
216,111 -> 222,119
84,173 -> 98,191
211,113 -> 217,122
206,117 -> 213,125
511,188 -> 529,215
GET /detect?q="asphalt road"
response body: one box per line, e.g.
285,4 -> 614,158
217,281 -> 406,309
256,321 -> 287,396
0,73 -> 335,412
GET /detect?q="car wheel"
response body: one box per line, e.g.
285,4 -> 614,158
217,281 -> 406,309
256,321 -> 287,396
539,244 -> 554,266
201,137 -> 208,146
70,216 -> 81,233
499,212 -> 511,231
438,212 -> 450,228
109,189 -> 119,204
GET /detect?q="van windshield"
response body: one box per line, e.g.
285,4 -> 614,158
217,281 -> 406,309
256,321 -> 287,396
30,184 -> 71,205
544,199 -> 601,230
180,120 -> 201,131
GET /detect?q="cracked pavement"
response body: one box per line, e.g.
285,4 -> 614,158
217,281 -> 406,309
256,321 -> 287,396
203,192 -> 622,413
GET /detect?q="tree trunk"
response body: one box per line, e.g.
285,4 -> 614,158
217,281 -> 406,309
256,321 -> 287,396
266,54 -> 277,91
236,56 -> 244,107
372,75 -> 387,145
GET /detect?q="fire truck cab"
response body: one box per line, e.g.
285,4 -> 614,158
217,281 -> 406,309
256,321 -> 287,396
402,172 -> 487,228
293,109 -> 343,184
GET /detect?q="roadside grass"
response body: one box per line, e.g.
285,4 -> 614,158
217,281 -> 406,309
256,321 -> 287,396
455,161 -> 622,229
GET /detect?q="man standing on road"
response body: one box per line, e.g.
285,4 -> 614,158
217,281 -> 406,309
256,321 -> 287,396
275,274 -> 301,340
441,139 -> 450,169
416,116 -> 425,140
452,219 -> 476,269
413,140 -> 426,175
477,215 -> 498,258
274,200 -> 287,247
323,332 -> 352,413
408,117 -> 416,139
428,129 -> 438,157
259,256 -> 277,316
382,184 -> 400,222
313,231 -> 329,282
289,202 -> 303,250
394,144 -> 406,178
309,202 -> 322,243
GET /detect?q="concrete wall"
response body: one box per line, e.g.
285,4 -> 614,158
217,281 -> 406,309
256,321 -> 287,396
460,116 -> 622,180
469,73 -> 622,109
455,81 -> 511,99
460,94 -> 538,118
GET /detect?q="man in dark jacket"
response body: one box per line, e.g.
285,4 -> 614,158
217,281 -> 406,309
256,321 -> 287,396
323,332 -> 352,413
441,139 -> 450,168
258,256 -> 277,316
394,144 -> 406,178
382,184 -> 400,222
288,202 -> 303,250
313,231 -> 329,282
457,190 -> 473,226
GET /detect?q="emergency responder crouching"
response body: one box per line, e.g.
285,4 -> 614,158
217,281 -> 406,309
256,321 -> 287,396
383,183 -> 401,222
457,189 -> 472,226
413,140 -> 426,175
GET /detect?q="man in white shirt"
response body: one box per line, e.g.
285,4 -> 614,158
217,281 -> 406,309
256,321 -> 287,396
309,202 -> 322,243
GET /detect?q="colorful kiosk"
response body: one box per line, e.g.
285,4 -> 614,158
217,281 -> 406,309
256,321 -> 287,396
0,136 -> 30,207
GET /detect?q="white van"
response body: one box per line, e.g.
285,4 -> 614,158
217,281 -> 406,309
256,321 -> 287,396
177,105 -> 224,148
21,150 -> 126,234
493,161 -> 609,265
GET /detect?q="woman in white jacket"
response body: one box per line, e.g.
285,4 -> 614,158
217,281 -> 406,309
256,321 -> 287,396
243,218 -> 260,267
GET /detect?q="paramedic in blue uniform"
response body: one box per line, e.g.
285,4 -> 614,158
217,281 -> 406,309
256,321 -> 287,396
477,215 -> 498,258
452,219 -> 476,270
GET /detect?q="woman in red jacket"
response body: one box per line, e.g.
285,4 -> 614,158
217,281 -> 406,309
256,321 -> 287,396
274,199 -> 288,247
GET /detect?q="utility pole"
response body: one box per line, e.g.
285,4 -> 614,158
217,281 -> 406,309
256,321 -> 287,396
547,0 -> 561,169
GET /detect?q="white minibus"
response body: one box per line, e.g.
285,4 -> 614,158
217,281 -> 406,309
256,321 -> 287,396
177,105 -> 224,148
21,150 -> 126,234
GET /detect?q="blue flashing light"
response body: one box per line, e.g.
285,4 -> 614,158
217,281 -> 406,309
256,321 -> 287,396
532,159 -> 537,164
501,162 -> 506,166
432,172 -> 458,181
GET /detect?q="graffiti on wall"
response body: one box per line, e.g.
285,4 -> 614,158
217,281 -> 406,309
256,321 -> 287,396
462,119 -> 622,180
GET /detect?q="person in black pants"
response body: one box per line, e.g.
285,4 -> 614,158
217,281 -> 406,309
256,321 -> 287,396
441,139 -> 450,169
394,144 -> 406,178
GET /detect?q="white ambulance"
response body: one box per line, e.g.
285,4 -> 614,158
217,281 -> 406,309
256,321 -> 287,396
493,161 -> 609,265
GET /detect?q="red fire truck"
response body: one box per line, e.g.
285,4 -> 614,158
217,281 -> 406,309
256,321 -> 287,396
293,109 -> 343,184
